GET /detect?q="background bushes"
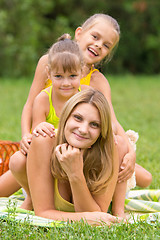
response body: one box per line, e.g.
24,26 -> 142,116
0,0 -> 159,77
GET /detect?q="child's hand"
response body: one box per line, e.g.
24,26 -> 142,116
20,133 -> 32,155
118,150 -> 136,183
33,122 -> 55,138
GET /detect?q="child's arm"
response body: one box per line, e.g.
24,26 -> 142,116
111,181 -> 127,218
91,71 -> 136,183
32,90 -> 55,138
20,55 -> 48,153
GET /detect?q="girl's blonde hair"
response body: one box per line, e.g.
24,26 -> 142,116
51,88 -> 115,194
48,33 -> 83,73
81,13 -> 120,65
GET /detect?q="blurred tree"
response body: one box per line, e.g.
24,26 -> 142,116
0,0 -> 54,77
0,0 -> 159,77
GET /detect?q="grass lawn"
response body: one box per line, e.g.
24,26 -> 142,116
0,75 -> 160,239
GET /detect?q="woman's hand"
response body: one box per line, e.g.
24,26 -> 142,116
55,144 -> 84,178
118,150 -> 136,183
20,133 -> 33,155
85,212 -> 123,226
33,122 -> 55,138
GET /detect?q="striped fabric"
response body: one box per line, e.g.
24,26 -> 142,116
0,189 -> 160,226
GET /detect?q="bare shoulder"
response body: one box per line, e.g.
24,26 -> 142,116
34,54 -> 48,79
92,70 -> 110,85
33,87 -> 51,115
35,87 -> 50,102
38,54 -> 48,65
90,71 -> 111,97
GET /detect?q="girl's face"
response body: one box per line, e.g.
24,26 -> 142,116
64,103 -> 101,149
50,65 -> 81,99
75,20 -> 119,66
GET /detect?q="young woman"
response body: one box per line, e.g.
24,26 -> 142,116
25,89 -> 121,224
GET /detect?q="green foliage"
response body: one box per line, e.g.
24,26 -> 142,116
0,0 -> 54,77
0,1 -> 160,76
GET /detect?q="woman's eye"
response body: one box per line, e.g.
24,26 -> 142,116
73,114 -> 82,121
90,122 -> 100,128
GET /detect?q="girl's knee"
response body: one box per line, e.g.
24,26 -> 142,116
9,151 -> 27,174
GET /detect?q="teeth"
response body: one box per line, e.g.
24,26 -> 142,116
88,47 -> 98,56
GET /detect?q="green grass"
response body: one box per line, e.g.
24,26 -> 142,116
0,75 -> 160,238
0,78 -> 31,141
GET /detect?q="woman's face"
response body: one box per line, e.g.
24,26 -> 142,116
64,103 -> 101,149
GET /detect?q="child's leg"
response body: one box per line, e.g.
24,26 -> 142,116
9,150 -> 33,210
9,151 -> 28,190
135,163 -> 152,188
112,135 -> 128,217
0,170 -> 20,197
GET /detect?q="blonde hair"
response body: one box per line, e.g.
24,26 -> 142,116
51,89 -> 115,194
81,13 -> 120,64
48,33 -> 83,73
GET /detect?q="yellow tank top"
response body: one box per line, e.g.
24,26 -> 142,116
54,179 -> 75,212
80,68 -> 99,86
42,86 -> 59,129
45,79 -> 52,88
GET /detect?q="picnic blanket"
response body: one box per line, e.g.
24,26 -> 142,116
0,191 -> 65,227
0,189 -> 160,227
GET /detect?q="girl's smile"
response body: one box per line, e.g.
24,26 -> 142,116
75,20 -> 119,66
50,66 -> 81,98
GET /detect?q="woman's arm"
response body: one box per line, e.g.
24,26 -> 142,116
90,71 -> 136,182
55,144 -> 119,213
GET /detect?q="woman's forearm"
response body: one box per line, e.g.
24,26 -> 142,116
69,173 -> 102,212
35,208 -> 121,225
